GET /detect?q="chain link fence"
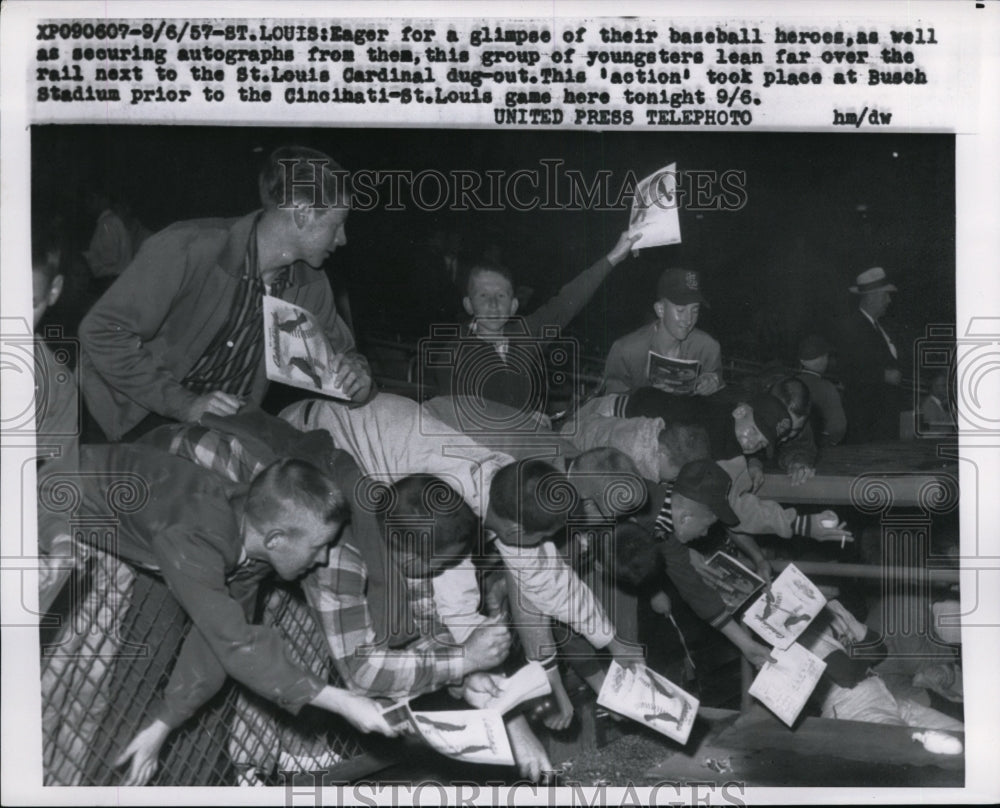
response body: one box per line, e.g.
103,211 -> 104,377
40,546 -> 394,786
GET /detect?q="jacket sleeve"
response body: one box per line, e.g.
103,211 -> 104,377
659,536 -> 731,629
78,229 -> 202,421
718,456 -> 797,538
150,526 -> 325,725
155,568 -> 260,728
496,540 -> 616,649
603,338 -> 635,394
699,334 -> 723,376
302,546 -> 465,700
524,256 -> 616,337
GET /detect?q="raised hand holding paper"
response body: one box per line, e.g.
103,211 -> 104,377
627,163 -> 682,249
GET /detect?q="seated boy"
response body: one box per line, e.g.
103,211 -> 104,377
603,266 -> 724,396
796,334 -> 847,446
38,444 -> 398,786
423,230 -> 637,417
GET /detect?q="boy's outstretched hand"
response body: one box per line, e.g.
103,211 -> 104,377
539,668 -> 575,731
507,715 -> 554,782
741,641 -> 777,669
461,671 -> 505,709
607,231 -> 643,265
336,691 -> 401,736
605,635 -> 645,671
115,718 -> 171,787
809,510 -> 854,544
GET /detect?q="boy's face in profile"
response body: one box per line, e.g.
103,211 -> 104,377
264,515 -> 340,582
291,203 -> 349,269
464,269 -> 518,337
731,404 -> 769,454
671,498 -> 718,543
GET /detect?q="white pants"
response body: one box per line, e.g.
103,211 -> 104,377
821,675 -> 963,732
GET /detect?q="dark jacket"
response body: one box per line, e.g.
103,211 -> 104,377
38,443 -> 327,728
79,212 -> 362,440
830,309 -> 901,442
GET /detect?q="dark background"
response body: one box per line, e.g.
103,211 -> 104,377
31,126 -> 954,370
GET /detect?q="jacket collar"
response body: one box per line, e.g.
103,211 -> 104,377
217,210 -> 320,286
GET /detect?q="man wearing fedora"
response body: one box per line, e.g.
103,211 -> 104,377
831,267 -> 902,442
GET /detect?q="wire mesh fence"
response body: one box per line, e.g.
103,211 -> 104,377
40,546 -> 392,787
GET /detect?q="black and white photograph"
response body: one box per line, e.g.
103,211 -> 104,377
2,2 -> 998,805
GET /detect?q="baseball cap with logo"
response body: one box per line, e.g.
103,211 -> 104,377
656,268 -> 707,306
673,459 -> 738,526
748,394 -> 794,447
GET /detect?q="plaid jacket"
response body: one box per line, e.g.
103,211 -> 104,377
302,544 -> 466,700
145,419 -> 467,701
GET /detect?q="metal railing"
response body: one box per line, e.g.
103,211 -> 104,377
40,548 -> 392,787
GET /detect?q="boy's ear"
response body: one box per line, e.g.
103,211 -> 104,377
653,300 -> 664,320
292,202 -> 311,230
47,274 -> 64,308
462,296 -> 474,317
264,528 -> 286,550
510,297 -> 519,316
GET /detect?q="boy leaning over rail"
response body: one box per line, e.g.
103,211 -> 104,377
37,443 -> 399,786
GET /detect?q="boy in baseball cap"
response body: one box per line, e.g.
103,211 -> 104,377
669,458 -> 739,540
796,334 -> 847,447
603,266 -> 724,396
646,458 -> 775,668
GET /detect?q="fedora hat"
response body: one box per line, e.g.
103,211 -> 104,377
850,267 -> 897,294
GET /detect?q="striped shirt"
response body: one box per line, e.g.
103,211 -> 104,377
302,542 -> 466,700
182,217 -> 291,396
653,483 -> 675,536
